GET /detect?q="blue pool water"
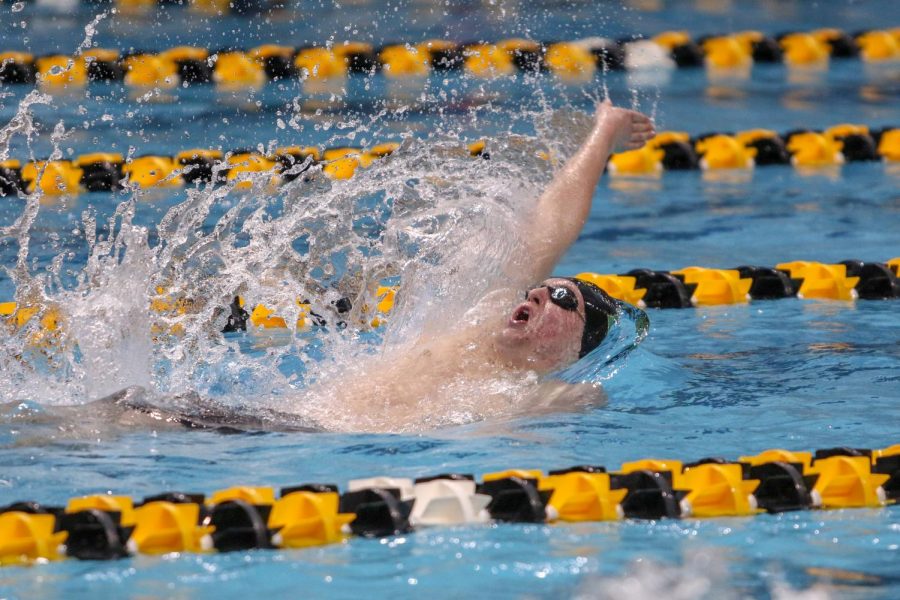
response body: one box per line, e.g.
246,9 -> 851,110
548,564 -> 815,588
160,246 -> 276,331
1,1 -> 899,598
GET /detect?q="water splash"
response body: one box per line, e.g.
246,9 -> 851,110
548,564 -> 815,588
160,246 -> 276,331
0,39 -> 649,433
554,298 -> 650,385
574,549 -> 835,600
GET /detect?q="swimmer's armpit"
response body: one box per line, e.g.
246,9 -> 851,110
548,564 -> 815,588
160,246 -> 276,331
516,101 -> 655,284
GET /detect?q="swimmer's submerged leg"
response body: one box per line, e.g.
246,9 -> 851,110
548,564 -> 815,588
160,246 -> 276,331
46,387 -> 322,434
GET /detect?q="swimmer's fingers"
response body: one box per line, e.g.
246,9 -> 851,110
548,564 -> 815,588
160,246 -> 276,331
635,125 -> 656,139
630,113 -> 655,130
623,110 -> 656,149
624,126 -> 657,150
595,103 -> 655,150
631,110 -> 652,122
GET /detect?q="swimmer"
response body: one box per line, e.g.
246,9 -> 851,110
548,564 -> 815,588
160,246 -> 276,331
59,101 -> 654,436
304,100 -> 656,432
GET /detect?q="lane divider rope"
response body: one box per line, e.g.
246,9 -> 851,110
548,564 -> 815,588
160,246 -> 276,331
0,444 -> 896,564
3,258 -> 898,345
0,122 -> 898,197
1,27 -> 898,91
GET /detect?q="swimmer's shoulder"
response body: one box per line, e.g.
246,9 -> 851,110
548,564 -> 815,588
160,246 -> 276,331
463,287 -> 518,323
411,288 -> 515,351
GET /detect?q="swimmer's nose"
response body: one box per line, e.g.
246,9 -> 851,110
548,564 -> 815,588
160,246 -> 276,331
526,286 -> 550,306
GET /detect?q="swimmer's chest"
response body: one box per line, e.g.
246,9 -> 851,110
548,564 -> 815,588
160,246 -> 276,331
367,328 -> 499,400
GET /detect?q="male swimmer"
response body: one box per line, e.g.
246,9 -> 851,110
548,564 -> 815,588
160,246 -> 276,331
49,102 -> 655,435
303,101 -> 656,431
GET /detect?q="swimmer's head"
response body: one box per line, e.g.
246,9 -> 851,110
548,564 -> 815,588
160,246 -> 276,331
498,277 -> 616,371
564,277 -> 617,358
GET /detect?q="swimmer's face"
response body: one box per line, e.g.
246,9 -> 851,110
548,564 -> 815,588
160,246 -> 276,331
497,277 -> 585,371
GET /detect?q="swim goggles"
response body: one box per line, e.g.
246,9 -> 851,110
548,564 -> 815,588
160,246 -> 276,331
525,285 -> 581,314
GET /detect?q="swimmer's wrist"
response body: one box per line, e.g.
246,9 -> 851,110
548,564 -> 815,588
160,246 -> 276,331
586,122 -> 616,156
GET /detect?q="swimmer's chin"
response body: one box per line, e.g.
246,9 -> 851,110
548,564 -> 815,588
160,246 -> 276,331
497,322 -> 532,346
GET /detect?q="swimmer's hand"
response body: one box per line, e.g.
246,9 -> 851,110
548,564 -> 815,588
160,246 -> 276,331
594,100 -> 656,152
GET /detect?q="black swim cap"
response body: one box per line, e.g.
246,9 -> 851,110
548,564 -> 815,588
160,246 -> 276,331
564,278 -> 618,358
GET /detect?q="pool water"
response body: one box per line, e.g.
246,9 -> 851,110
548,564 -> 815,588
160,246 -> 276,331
1,1 -> 899,598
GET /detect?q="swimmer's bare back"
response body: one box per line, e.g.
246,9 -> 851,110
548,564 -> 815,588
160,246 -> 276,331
302,102 -> 655,432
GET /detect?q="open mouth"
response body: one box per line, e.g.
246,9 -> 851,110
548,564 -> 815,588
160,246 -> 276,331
510,304 -> 531,325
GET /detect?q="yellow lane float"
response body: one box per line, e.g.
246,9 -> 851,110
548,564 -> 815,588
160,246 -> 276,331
544,42 -> 596,79
575,273 -> 647,307
671,267 -> 753,306
269,492 -> 355,548
877,129 -> 900,162
856,30 -> 900,62
787,132 -> 845,167
379,45 -> 429,77
123,156 -> 183,188
464,44 -> 515,77
0,512 -> 67,566
810,456 -> 889,508
131,502 -> 214,554
780,33 -> 831,67
678,463 -> 760,518
35,55 -> 88,88
607,145 -> 665,177
294,47 -> 347,80
695,135 -> 756,170
776,261 -> 859,301
20,161 -> 83,195
213,51 -> 267,89
540,471 -> 627,522
225,152 -> 279,189
123,54 -> 179,88
702,36 -> 753,70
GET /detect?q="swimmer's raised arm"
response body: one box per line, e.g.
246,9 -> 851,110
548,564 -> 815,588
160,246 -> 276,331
517,101 -> 655,282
